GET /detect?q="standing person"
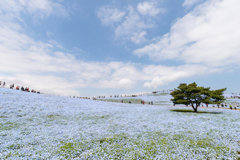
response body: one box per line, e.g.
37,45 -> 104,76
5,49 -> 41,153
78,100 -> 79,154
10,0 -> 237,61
229,104 -> 232,110
0,81 -> 1,86
3,82 -> 5,88
206,103 -> 208,107
143,101 -> 145,105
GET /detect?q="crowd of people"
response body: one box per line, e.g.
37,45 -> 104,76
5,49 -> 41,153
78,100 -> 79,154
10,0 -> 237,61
0,81 -> 41,94
0,81 -> 5,87
1,80 -> 239,110
201,103 -> 240,110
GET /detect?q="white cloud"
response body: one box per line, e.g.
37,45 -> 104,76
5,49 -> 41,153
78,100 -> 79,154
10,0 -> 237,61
0,0 -> 69,22
183,0 -> 203,7
142,64 -> 222,88
97,6 -> 126,26
0,25 -> 221,94
115,6 -> 154,44
97,3 -> 164,44
0,0 -> 232,95
130,31 -> 147,44
119,79 -> 134,88
137,2 -> 164,16
134,0 -> 240,67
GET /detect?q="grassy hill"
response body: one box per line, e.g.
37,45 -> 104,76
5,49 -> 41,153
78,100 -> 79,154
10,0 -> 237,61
0,88 -> 239,159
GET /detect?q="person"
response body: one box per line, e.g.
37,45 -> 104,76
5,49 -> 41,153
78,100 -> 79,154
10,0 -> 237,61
151,101 -> 153,105
217,104 -> 220,108
121,100 -> 123,103
141,100 -> 143,104
129,100 -> 131,104
234,104 -> 237,110
206,103 -> 208,107
234,105 -> 237,110
0,81 -> 1,86
229,104 -> 232,110
3,82 -> 5,88
143,101 -> 145,105
16,86 -> 19,90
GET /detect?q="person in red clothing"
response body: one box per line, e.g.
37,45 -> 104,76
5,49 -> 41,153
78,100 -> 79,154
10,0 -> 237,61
143,101 -> 145,105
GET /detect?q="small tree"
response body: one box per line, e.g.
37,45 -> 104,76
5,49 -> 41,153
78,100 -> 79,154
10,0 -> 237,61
170,82 -> 226,112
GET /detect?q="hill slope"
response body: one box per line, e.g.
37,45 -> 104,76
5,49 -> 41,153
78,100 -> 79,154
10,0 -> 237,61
0,88 -> 239,159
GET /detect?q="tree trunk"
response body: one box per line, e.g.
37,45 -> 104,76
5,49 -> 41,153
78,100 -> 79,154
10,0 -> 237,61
194,108 -> 197,112
192,104 -> 198,112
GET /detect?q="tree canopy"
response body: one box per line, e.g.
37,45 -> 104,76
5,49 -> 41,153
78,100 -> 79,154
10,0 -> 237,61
170,82 -> 226,112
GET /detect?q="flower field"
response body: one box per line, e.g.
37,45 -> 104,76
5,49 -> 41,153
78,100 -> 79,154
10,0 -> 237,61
0,88 -> 240,159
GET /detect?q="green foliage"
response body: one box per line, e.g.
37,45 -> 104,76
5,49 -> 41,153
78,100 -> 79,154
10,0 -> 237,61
98,98 -> 144,104
170,82 -> 226,112
0,121 -> 20,130
56,132 -> 231,159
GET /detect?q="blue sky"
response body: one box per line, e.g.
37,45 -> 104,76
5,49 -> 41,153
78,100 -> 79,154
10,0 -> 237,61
0,0 -> 239,96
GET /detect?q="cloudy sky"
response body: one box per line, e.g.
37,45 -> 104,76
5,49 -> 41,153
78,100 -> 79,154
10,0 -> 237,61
0,0 -> 239,96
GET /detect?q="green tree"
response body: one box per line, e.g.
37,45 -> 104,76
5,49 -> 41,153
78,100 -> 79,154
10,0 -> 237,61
170,82 -> 226,112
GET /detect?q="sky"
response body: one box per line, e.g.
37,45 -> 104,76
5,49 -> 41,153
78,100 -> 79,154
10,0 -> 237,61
0,0 -> 239,97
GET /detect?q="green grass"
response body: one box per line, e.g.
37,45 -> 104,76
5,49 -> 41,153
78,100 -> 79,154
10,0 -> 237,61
98,98 -> 144,104
81,115 -> 110,121
56,132 -> 232,159
97,98 -> 156,105
170,109 -> 223,114
0,121 -> 20,130
7,144 -> 22,150
149,93 -> 169,96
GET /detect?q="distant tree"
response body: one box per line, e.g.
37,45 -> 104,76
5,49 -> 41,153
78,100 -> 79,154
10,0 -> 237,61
170,82 -> 226,112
